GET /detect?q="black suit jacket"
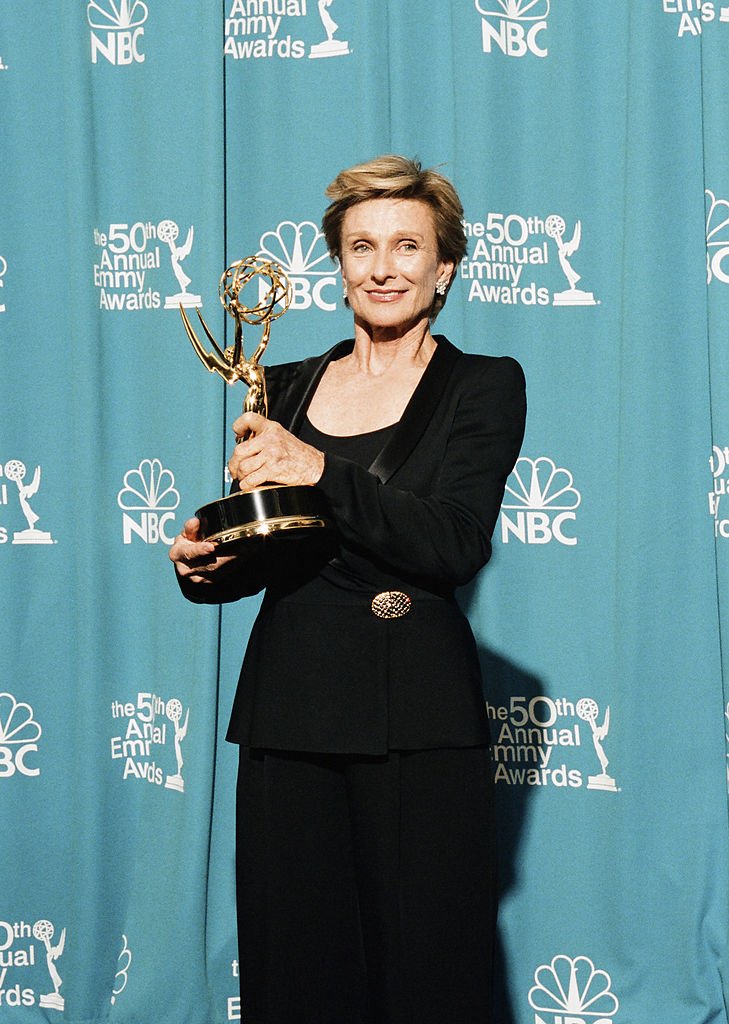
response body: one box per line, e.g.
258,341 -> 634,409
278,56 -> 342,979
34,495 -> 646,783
179,336 -> 526,754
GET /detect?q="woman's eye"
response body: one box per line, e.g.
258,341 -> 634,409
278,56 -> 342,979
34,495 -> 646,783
399,241 -> 418,253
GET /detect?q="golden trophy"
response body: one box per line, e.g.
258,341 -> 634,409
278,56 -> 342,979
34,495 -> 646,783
179,256 -> 332,548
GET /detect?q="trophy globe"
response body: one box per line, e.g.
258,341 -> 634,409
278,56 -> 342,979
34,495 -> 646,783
166,697 -> 183,723
220,257 -> 292,328
4,458 -> 25,482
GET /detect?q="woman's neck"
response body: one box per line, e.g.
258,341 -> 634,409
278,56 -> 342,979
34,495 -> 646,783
350,317 -> 436,376
304,322 -> 439,436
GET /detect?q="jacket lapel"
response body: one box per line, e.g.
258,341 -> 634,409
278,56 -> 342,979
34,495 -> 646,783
368,335 -> 461,483
275,339 -> 354,433
273,334 -> 461,484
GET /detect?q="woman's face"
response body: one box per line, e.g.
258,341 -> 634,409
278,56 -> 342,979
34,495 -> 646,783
339,198 -> 453,339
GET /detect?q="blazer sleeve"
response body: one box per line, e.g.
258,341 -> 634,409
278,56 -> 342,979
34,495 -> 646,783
314,355 -> 526,588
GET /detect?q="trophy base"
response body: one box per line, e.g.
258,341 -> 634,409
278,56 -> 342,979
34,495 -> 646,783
13,529 -> 54,545
196,485 -> 332,549
553,288 -> 598,306
165,774 -> 185,792
166,292 -> 202,309
587,773 -> 618,792
309,39 -> 350,58
39,994 -> 64,1011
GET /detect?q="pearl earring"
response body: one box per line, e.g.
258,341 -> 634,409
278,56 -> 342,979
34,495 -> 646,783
435,279 -> 447,296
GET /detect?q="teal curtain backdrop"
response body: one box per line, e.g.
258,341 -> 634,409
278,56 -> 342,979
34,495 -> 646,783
1,3 -> 728,1022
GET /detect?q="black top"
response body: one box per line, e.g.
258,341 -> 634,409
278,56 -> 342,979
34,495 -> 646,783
299,416 -> 397,467
296,416 -> 399,595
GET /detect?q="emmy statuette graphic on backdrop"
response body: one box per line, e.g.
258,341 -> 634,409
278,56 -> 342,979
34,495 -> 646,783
545,214 -> 598,306
34,920 -> 66,1011
160,220 -> 202,309
576,697 -> 618,791
164,698 -> 189,792
179,257 -> 332,548
4,460 -> 54,544
309,0 -> 350,58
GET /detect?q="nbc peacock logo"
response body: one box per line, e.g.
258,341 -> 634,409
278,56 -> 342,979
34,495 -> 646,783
706,189 -> 729,285
501,456 -> 581,546
0,692 -> 42,778
257,221 -> 339,312
111,935 -> 132,1005
117,458 -> 180,545
88,0 -> 148,65
529,954 -> 619,1023
474,0 -> 549,58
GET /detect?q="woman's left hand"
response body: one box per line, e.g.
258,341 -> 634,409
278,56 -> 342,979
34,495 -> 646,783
229,412 -> 325,492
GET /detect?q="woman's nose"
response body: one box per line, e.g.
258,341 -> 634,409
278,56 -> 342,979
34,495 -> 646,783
371,248 -> 395,281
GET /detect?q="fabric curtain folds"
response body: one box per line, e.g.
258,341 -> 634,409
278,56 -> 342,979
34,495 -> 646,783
0,4 -> 727,1022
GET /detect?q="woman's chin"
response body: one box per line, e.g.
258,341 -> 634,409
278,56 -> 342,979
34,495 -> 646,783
357,311 -> 430,341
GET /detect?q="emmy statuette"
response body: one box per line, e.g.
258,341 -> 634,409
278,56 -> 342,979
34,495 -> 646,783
179,257 -> 332,549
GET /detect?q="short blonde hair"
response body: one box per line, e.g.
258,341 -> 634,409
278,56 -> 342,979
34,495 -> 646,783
322,155 -> 467,319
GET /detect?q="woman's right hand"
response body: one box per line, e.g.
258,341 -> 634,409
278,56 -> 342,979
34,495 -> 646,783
169,517 -> 237,583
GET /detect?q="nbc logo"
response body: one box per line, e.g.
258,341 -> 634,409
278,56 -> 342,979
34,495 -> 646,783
257,221 -> 339,312
501,456 -> 581,546
88,0 -> 148,65
706,189 -> 729,285
529,954 -> 619,1024
475,0 -> 549,58
0,693 -> 42,777
117,459 -> 179,545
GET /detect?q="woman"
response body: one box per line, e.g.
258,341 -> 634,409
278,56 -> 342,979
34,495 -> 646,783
170,154 -> 526,1024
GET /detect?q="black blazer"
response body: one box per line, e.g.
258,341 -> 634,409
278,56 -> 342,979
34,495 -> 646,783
179,336 -> 526,754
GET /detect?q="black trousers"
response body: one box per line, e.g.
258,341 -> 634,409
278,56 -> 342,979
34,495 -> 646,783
235,745 -> 497,1024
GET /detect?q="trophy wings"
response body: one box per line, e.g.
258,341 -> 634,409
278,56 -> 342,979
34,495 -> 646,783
52,928 -> 66,959
595,706 -> 610,740
179,226 -> 194,259
26,466 -> 41,499
179,709 -> 190,740
562,220 -> 582,257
